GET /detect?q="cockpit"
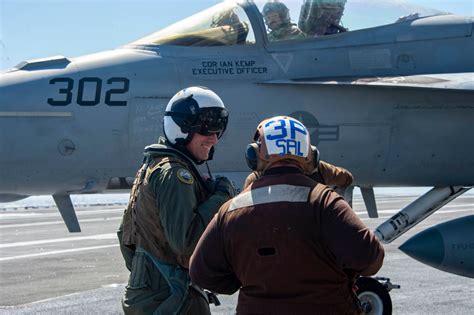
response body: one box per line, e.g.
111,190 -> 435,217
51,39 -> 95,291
130,0 -> 452,47
131,1 -> 256,47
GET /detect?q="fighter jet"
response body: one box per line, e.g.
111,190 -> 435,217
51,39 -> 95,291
0,0 -> 473,282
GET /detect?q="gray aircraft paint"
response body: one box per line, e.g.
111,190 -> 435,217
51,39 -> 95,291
400,215 -> 474,278
0,0 -> 472,275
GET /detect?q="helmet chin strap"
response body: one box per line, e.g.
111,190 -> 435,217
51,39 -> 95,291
204,146 -> 215,179
205,161 -> 213,180
207,146 -> 215,161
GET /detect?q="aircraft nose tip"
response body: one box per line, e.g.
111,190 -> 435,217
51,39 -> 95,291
399,227 -> 444,267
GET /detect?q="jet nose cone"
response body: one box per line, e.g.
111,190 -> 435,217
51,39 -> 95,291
400,215 -> 474,278
399,227 -> 444,267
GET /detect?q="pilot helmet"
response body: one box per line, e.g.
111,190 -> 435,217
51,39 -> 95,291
245,116 -> 319,173
314,0 -> 347,19
262,1 -> 291,25
299,0 -> 347,35
163,86 -> 229,146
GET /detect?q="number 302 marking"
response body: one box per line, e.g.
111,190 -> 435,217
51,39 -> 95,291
47,77 -> 130,106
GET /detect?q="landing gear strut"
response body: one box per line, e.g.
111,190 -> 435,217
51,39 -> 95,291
356,277 -> 399,315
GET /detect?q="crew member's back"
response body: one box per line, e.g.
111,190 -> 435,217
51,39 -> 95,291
190,116 -> 384,314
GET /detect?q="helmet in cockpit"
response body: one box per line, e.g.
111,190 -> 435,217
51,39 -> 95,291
262,1 -> 291,31
299,0 -> 348,36
263,1 -> 305,41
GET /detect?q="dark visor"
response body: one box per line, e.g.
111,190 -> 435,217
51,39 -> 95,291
192,107 -> 229,138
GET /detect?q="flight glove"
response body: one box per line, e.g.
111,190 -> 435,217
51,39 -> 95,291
209,176 -> 236,198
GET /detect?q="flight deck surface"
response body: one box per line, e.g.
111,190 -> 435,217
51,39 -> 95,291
1,192 -> 473,314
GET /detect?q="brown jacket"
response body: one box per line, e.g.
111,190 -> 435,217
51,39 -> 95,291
243,160 -> 353,190
190,167 -> 384,315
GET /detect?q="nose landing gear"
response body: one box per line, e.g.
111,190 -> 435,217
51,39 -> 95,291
356,277 -> 399,315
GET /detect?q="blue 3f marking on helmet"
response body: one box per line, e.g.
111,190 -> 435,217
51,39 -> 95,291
264,118 -> 307,156
264,118 -> 307,140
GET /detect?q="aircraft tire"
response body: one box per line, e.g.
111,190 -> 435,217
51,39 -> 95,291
356,277 -> 392,315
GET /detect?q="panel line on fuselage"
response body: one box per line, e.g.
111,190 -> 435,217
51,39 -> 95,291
0,111 -> 72,117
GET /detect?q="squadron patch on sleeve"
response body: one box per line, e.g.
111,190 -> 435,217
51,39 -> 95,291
177,168 -> 194,185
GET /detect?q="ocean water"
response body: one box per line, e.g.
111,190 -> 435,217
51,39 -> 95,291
0,194 -> 130,210
3,186 -> 466,210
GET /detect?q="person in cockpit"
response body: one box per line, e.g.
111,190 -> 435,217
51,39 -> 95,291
299,0 -> 348,36
211,9 -> 249,45
263,1 -> 306,41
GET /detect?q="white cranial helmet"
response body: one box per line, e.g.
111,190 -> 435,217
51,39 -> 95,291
245,115 -> 319,173
163,86 -> 229,145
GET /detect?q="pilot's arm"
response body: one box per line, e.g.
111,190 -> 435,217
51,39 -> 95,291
152,163 -> 231,256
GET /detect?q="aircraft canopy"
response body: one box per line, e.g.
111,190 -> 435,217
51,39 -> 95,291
132,0 -> 452,46
132,1 -> 256,47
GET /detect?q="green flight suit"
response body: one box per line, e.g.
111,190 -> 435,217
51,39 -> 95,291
118,139 -> 231,315
268,23 -> 305,41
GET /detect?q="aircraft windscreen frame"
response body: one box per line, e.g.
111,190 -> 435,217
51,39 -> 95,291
131,0 -> 454,47
131,1 -> 256,47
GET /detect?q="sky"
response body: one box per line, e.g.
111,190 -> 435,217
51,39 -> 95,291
0,0 -> 473,70
0,0 -> 221,69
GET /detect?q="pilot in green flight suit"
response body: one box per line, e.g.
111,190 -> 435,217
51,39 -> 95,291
263,1 -> 305,41
117,86 -> 235,315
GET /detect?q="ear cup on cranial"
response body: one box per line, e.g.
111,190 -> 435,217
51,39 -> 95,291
311,145 -> 320,169
245,143 -> 261,171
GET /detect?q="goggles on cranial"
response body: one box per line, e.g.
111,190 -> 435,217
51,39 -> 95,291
193,107 -> 229,138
